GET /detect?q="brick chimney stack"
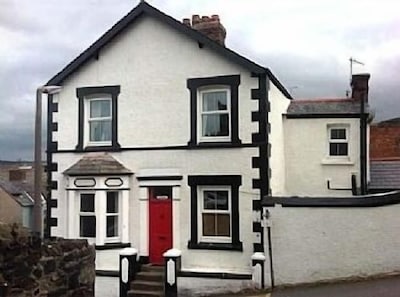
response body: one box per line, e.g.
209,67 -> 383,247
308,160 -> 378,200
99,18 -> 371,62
182,14 -> 227,46
351,73 -> 370,102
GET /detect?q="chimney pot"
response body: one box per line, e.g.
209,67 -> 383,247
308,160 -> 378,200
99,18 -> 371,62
192,15 -> 200,25
182,18 -> 191,26
351,73 -> 370,102
211,15 -> 220,21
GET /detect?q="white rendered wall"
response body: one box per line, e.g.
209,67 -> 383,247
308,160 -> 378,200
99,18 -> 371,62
268,82 -> 290,196
53,16 -> 259,150
50,13 -> 266,274
284,118 -> 360,196
52,147 -> 259,273
264,204 -> 400,285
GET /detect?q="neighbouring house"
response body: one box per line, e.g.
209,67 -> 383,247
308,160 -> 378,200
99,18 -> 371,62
284,73 -> 371,196
0,161 -> 46,229
369,118 -> 400,193
45,0 -> 370,287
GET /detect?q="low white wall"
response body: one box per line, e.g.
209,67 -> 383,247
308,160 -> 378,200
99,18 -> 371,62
265,203 -> 400,286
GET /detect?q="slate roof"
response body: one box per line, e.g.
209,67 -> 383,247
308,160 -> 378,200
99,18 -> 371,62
46,1 -> 292,99
64,154 -> 132,176
0,179 -> 34,207
286,98 -> 366,117
370,160 -> 400,190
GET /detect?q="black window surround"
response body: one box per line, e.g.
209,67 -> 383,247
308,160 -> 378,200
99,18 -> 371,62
188,175 -> 242,251
187,75 -> 241,147
76,85 -> 121,151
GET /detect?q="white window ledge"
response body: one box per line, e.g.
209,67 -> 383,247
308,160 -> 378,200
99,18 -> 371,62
321,158 -> 354,166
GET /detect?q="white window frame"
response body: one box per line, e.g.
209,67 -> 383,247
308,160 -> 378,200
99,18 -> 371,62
76,190 -> 121,244
85,96 -> 112,147
198,185 -> 232,243
328,125 -> 349,158
197,87 -> 231,143
79,192 -> 96,242
105,191 -> 120,243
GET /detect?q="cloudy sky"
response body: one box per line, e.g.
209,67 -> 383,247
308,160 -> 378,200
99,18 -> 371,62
1,0 -> 399,160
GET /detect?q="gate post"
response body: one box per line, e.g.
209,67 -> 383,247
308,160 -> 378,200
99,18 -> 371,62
163,248 -> 181,297
119,248 -> 138,297
252,252 -> 266,289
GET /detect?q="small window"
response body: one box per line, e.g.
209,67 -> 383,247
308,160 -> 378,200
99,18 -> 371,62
80,193 -> 96,237
88,98 -> 112,143
329,127 -> 348,156
200,90 -> 230,140
106,192 -> 119,239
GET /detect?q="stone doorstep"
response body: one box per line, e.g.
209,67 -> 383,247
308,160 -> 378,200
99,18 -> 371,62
128,289 -> 164,297
131,280 -> 164,291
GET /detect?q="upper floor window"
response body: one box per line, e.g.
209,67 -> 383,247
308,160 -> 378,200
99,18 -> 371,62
76,85 -> 120,150
187,75 -> 241,146
328,126 -> 348,156
199,89 -> 230,142
88,98 -> 112,143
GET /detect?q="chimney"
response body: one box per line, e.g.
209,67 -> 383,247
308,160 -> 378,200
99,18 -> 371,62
351,73 -> 370,102
182,14 -> 227,46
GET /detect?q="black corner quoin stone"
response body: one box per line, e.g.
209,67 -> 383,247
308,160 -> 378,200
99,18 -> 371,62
187,75 -> 241,147
75,85 -> 121,151
187,175 -> 243,251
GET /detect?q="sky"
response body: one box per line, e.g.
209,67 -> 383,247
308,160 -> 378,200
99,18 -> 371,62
1,0 -> 399,161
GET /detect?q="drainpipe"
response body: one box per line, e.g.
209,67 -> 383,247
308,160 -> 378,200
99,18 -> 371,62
359,89 -> 367,195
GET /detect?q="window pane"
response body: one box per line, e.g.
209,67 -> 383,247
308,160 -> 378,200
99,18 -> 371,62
330,143 -> 348,156
202,213 -> 230,237
203,191 -> 228,210
80,216 -> 96,237
202,114 -> 229,137
107,216 -> 118,237
90,99 -> 111,117
202,213 -> 216,236
216,214 -> 230,236
202,91 -> 227,111
80,194 -> 95,212
90,120 -> 111,142
107,192 -> 118,213
330,129 -> 346,140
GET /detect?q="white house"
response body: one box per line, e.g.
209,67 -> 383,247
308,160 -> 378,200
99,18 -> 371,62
45,1 -> 369,285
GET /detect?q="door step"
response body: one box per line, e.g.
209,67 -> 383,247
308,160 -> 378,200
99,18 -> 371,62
128,265 -> 164,297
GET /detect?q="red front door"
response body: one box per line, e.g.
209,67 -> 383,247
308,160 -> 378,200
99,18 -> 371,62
149,186 -> 173,265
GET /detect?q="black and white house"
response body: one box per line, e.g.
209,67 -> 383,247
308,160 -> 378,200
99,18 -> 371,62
45,1 -> 369,282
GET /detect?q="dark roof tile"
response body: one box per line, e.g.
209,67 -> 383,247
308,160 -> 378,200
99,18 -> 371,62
64,153 -> 132,176
287,98 -> 366,115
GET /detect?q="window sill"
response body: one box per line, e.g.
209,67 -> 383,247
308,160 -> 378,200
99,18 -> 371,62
95,242 -> 131,250
188,241 -> 243,251
189,141 -> 242,149
321,158 -> 354,166
82,145 -> 121,152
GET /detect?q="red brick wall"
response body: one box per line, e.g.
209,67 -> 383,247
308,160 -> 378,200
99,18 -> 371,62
370,125 -> 400,159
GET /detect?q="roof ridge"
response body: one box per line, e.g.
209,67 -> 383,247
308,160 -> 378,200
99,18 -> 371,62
45,2 -> 292,99
293,98 -> 354,103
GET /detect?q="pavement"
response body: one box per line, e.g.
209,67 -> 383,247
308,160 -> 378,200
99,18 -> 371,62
272,276 -> 400,297
95,275 -> 400,297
